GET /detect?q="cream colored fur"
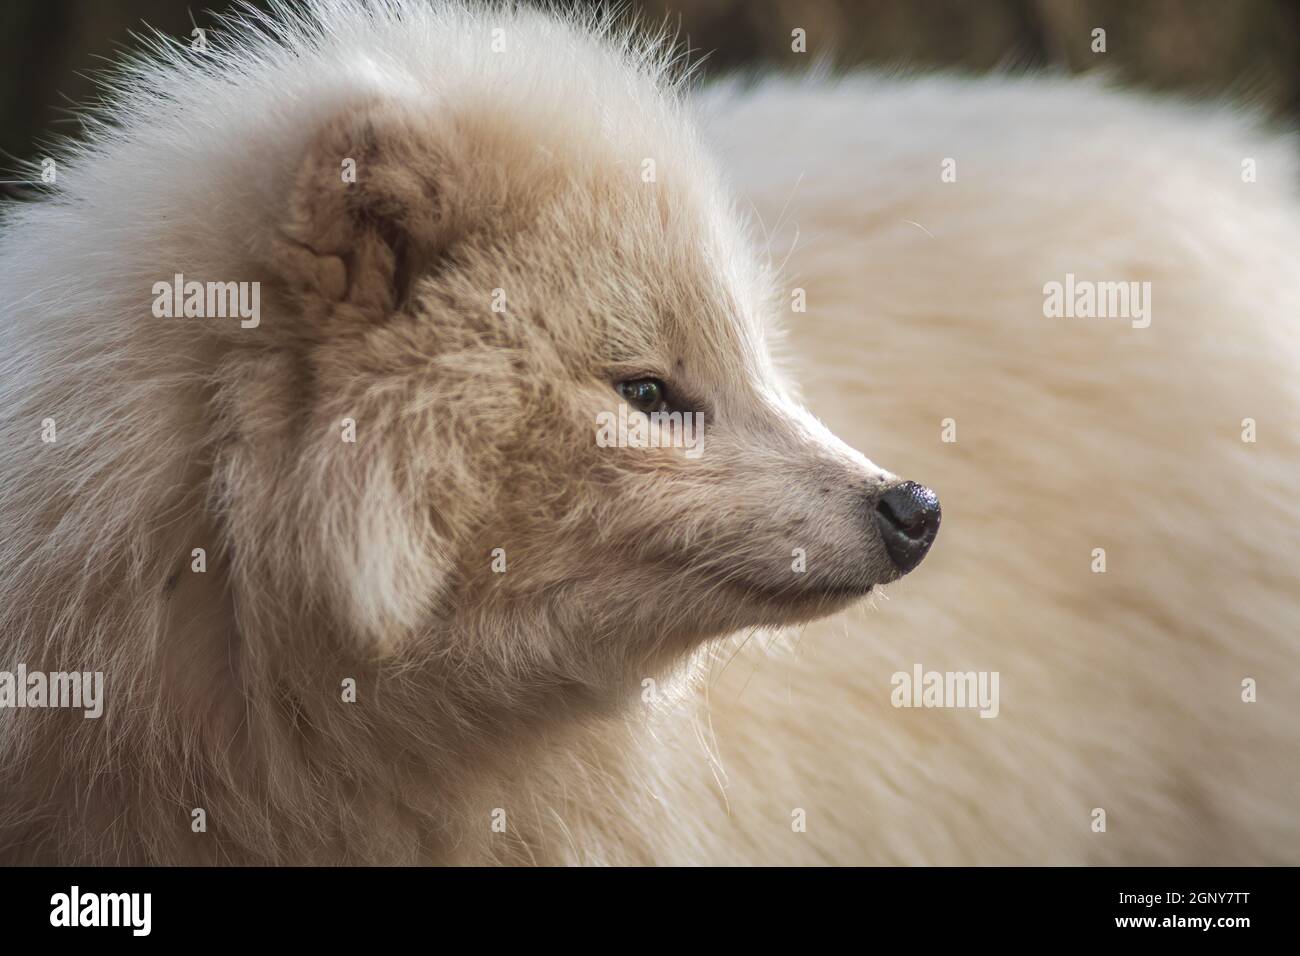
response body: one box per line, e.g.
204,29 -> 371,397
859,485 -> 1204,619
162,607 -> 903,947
1,1 -> 1297,864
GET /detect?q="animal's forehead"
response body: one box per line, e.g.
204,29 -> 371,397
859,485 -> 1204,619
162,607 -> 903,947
437,103 -> 775,377
550,201 -> 770,368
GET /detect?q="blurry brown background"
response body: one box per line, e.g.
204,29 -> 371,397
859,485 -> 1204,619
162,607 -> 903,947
1,0 -> 1297,166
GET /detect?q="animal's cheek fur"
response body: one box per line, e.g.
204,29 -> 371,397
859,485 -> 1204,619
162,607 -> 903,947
448,427 -> 883,636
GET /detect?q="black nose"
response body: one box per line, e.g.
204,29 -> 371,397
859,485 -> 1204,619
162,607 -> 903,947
874,481 -> 941,574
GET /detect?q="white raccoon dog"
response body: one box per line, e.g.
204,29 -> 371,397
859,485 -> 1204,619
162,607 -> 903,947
1,0 -> 1297,864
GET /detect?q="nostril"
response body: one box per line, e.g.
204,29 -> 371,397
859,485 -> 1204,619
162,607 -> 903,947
876,497 -> 922,539
874,481 -> 941,573
875,482 -> 941,540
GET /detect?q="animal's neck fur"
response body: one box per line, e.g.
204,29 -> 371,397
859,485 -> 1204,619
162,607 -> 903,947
0,502 -> 708,864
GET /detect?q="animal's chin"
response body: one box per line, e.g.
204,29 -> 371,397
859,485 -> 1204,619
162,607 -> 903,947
721,577 -> 876,625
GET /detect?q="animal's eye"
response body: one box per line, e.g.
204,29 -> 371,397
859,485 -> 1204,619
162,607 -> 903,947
617,377 -> 667,413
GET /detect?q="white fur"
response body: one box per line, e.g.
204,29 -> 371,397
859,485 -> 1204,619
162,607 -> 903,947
691,72 -> 1300,863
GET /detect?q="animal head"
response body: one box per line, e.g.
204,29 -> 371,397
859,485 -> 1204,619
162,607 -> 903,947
193,4 -> 939,694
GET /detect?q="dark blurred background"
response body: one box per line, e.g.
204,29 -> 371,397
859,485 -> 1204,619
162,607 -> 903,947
2,0 -> 1297,166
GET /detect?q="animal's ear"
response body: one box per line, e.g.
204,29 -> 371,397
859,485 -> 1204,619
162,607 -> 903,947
270,103 -> 449,324
258,105 -> 461,654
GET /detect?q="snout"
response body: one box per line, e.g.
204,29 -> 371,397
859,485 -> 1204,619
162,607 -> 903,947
874,481 -> 941,574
